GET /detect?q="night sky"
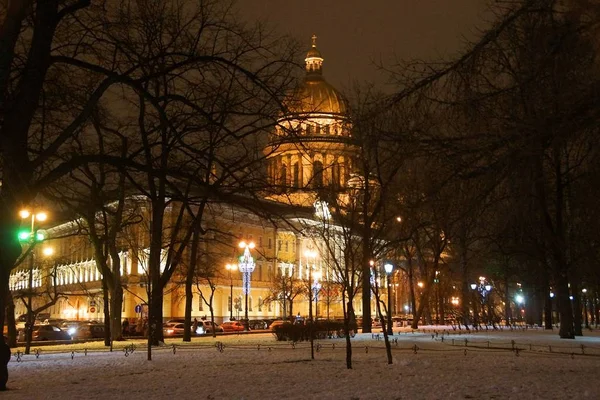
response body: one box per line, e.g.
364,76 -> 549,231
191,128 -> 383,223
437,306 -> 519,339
239,0 -> 490,90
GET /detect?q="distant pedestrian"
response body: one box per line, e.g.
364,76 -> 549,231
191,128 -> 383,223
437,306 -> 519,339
192,318 -> 199,334
122,319 -> 130,335
0,337 -> 10,391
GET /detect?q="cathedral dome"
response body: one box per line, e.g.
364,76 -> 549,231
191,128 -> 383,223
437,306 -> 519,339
289,78 -> 347,115
284,35 -> 348,117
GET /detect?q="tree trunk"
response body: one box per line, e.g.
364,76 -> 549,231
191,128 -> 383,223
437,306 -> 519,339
344,298 -> 353,369
572,284 -> 582,336
361,251 -> 372,333
5,292 -> 17,347
556,275 -> 574,338
544,292 -> 553,329
102,278 -> 111,346
109,282 -> 123,342
108,246 -> 123,342
183,273 -> 194,342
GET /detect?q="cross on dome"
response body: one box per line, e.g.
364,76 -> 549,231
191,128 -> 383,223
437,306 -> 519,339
305,34 -> 323,75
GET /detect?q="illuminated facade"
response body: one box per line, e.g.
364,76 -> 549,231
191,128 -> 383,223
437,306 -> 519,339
10,36 -> 364,324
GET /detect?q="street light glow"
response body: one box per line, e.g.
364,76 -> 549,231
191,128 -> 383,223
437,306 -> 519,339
42,247 -> 54,256
19,209 -> 30,219
35,212 -> 47,221
226,263 -> 237,271
515,294 -> 524,304
384,263 -> 393,274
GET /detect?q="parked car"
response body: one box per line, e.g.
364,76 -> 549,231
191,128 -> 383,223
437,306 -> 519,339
198,320 -> 223,334
221,321 -> 245,332
70,323 -> 105,340
163,322 -> 187,336
165,318 -> 186,325
268,320 -> 290,331
61,320 -> 94,336
18,324 -> 71,341
248,320 -> 268,330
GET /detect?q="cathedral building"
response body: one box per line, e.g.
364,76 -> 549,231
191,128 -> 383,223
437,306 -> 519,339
10,36 -> 368,325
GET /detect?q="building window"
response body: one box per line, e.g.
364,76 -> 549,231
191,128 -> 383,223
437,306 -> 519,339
332,162 -> 341,188
268,238 -> 272,249
228,296 -> 231,312
278,240 -> 282,251
313,161 -> 324,188
198,296 -> 204,311
249,296 -> 253,312
292,162 -> 300,188
285,241 -> 289,252
280,165 -> 287,187
258,297 -> 263,312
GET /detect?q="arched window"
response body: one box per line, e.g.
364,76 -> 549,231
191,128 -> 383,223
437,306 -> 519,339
313,161 -> 324,188
332,161 -> 341,188
280,164 -> 287,188
292,162 -> 300,188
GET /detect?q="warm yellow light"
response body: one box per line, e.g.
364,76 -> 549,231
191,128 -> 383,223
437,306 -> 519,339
369,260 -> 374,266
248,242 -> 255,249
19,209 -> 30,219
396,216 -> 402,222
42,247 -> 54,257
239,241 -> 246,248
226,263 -> 237,271
305,249 -> 317,258
417,281 -> 424,288
313,271 -> 322,281
35,212 -> 47,222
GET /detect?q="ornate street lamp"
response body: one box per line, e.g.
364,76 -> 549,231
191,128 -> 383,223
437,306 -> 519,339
225,263 -> 237,320
18,208 -> 48,355
471,276 -> 493,326
312,271 -> 322,320
384,262 -> 394,336
238,241 -> 255,331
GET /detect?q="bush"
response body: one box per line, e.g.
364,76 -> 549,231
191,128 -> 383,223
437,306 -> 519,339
272,320 -> 357,341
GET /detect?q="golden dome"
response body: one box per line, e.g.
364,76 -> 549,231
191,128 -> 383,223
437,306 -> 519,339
290,78 -> 347,115
285,35 -> 348,116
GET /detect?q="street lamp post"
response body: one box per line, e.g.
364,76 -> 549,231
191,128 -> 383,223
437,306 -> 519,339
225,263 -> 237,320
18,209 -> 48,355
237,241 -> 255,331
305,248 -> 318,360
384,262 -> 394,336
470,276 -> 492,327
312,272 -> 321,320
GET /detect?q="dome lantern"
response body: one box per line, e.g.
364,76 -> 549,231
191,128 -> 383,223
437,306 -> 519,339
305,34 -> 323,76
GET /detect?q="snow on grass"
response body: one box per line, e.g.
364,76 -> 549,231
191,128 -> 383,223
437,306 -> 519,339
4,327 -> 600,399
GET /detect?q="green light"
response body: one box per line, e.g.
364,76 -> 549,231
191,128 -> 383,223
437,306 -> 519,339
18,230 -> 30,241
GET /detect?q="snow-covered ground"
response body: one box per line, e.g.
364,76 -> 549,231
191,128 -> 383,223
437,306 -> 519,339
4,326 -> 600,399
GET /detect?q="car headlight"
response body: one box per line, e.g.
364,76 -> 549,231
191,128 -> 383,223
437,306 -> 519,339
68,328 -> 77,336
195,327 -> 204,334
166,329 -> 174,334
